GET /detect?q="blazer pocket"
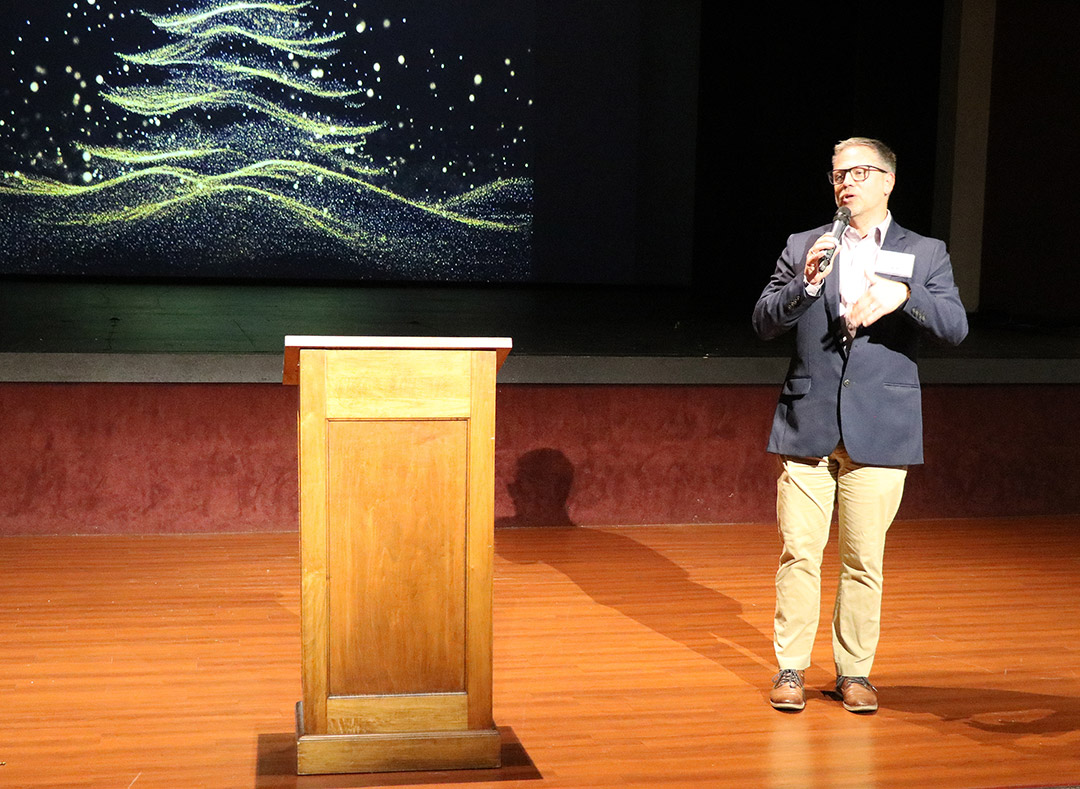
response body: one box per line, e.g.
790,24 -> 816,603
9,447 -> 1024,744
782,377 -> 812,397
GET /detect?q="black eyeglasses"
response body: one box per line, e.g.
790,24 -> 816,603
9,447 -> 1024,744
827,165 -> 888,186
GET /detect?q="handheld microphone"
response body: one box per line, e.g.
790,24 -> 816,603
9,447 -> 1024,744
817,206 -> 851,274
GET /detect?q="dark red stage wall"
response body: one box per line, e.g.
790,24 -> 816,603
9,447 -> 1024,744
0,383 -> 1076,536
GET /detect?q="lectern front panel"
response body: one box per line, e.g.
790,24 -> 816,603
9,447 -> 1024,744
327,418 -> 467,697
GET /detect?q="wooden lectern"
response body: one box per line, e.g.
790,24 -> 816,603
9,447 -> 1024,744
283,336 -> 511,775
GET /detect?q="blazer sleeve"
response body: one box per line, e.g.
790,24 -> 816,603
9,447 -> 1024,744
752,231 -> 821,341
899,239 -> 969,346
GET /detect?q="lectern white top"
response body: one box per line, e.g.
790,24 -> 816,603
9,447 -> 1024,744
283,335 -> 513,385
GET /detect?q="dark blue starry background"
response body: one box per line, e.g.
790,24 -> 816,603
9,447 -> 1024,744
0,0 -> 535,280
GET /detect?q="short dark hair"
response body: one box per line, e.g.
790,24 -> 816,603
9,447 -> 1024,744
833,137 -> 897,173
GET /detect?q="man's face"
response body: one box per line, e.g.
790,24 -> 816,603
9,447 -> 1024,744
832,145 -> 895,227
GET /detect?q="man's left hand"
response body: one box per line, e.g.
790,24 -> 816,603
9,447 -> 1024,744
848,271 -> 910,328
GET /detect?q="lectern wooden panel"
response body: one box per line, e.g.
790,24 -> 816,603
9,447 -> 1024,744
283,336 -> 510,775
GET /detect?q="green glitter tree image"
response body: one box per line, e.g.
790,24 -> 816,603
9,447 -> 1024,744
0,0 -> 533,279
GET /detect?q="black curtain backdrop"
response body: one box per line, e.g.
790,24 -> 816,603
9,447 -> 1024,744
693,4 -> 946,320
980,0 -> 1080,325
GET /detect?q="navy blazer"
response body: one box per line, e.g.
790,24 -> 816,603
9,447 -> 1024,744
752,219 -> 968,466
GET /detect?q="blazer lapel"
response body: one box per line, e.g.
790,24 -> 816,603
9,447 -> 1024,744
824,247 -> 848,357
825,249 -> 841,320
881,220 -> 909,254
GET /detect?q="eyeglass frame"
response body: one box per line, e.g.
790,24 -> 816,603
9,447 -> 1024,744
826,165 -> 889,186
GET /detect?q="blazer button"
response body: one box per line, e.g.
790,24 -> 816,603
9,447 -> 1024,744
843,379 -> 851,387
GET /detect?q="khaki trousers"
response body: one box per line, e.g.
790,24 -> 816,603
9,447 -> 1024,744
773,445 -> 907,677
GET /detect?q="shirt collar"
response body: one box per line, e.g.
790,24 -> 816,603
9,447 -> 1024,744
843,210 -> 892,247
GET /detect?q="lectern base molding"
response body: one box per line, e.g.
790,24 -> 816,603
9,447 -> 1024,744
295,703 -> 502,775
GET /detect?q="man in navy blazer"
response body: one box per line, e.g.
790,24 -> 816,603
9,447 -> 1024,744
752,138 -> 967,714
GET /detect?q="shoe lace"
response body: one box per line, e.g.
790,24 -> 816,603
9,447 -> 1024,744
774,668 -> 803,688
837,676 -> 877,692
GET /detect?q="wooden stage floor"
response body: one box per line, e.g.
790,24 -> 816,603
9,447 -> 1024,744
2,518 -> 1080,788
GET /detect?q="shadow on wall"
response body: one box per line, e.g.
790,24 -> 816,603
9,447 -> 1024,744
495,448 -> 576,528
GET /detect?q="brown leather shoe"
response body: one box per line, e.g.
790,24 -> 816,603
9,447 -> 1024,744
836,676 -> 878,713
769,669 -> 806,711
